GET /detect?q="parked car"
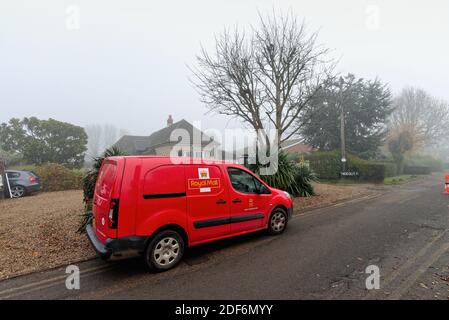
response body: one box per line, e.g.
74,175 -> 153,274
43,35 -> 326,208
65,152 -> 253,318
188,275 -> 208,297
86,156 -> 293,272
5,170 -> 41,198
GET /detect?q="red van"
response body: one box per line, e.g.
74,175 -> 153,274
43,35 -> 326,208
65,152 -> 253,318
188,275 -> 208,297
86,156 -> 293,271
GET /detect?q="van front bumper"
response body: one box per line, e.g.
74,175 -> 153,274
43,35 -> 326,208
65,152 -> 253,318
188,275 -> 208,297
86,224 -> 148,260
287,205 -> 293,220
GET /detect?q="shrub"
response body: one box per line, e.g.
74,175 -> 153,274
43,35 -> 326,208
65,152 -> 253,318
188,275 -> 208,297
34,163 -> 83,191
305,151 -> 342,180
403,165 -> 431,175
405,155 -> 443,172
293,163 -> 317,197
13,163 -> 83,191
306,151 -> 395,182
254,152 -> 317,197
347,156 -> 386,182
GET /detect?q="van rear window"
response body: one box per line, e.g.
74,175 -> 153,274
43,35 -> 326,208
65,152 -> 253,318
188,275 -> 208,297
96,163 -> 117,198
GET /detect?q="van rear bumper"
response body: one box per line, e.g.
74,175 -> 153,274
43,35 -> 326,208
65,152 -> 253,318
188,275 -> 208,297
86,224 -> 148,260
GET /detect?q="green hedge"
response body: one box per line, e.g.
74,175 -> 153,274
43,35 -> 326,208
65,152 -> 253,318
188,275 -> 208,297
305,151 -> 342,180
403,165 -> 431,175
13,163 -> 83,192
306,151 -> 397,182
347,156 -> 385,182
405,155 -> 443,172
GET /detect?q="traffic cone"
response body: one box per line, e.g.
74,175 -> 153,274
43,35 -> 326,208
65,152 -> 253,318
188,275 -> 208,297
444,174 -> 449,195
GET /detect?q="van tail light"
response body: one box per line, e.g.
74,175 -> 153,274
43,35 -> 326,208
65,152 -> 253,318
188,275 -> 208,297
29,176 -> 37,184
108,199 -> 119,229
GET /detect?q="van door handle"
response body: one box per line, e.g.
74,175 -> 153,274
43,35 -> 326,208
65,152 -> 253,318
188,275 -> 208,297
216,199 -> 227,205
232,198 -> 242,203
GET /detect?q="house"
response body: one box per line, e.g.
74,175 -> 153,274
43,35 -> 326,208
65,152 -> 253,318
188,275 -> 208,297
114,116 -> 221,158
280,139 -> 316,154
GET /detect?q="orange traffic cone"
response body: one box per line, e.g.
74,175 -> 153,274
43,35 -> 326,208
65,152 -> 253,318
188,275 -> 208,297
444,174 -> 449,195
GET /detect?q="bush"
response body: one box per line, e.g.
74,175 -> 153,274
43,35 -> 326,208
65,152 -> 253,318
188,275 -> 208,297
13,163 -> 83,191
35,164 -> 83,191
253,152 -> 317,197
405,155 -> 443,172
305,151 -> 342,180
347,156 -> 386,182
306,151 -> 396,182
403,165 -> 431,175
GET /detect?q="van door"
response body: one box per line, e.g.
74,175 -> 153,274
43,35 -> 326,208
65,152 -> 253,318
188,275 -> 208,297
186,165 -> 230,243
226,167 -> 269,234
93,160 -> 119,243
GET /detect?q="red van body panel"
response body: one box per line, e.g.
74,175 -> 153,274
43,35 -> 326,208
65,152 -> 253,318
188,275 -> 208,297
87,156 -> 293,259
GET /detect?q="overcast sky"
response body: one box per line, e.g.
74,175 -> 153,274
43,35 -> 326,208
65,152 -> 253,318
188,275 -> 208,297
1,0 -> 448,136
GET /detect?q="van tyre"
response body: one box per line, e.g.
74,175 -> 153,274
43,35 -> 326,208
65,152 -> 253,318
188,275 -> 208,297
145,230 -> 184,272
268,208 -> 288,235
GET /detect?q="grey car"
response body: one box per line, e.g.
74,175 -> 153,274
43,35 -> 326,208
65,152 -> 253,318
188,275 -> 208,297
4,170 -> 41,198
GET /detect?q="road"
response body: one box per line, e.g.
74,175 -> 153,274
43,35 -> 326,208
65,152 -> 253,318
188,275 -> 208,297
1,175 -> 448,300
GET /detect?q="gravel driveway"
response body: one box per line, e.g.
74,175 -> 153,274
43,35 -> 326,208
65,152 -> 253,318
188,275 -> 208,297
0,190 -> 95,280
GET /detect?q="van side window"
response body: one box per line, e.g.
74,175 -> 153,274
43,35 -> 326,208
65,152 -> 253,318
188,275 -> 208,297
227,167 -> 262,194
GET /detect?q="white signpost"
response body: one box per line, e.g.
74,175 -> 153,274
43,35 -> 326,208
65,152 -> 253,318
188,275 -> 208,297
0,159 -> 12,199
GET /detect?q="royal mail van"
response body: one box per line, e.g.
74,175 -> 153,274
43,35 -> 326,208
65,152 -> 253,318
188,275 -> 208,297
86,156 -> 293,271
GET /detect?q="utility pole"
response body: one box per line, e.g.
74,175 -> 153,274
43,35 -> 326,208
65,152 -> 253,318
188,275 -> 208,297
339,78 -> 347,173
340,102 -> 346,172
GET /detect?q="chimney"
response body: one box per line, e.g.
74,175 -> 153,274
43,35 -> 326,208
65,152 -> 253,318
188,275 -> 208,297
167,115 -> 173,127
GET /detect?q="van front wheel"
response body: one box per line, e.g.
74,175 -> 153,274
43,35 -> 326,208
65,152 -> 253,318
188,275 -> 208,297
268,208 -> 288,235
145,230 -> 184,272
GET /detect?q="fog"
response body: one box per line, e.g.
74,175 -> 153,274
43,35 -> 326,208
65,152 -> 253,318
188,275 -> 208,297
1,0 -> 448,136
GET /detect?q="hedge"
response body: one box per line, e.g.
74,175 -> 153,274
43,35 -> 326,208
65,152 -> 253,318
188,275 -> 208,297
12,163 -> 83,192
403,165 -> 431,175
306,151 -> 397,182
404,155 -> 443,172
305,151 -> 342,180
347,156 -> 386,182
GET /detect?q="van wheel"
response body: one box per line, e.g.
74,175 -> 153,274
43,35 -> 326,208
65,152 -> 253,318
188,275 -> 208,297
268,208 -> 288,235
145,230 -> 184,272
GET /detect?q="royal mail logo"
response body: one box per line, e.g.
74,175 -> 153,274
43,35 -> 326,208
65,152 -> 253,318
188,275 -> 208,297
188,178 -> 220,189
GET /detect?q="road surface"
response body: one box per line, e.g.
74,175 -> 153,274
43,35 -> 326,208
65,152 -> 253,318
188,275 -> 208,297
1,174 -> 448,300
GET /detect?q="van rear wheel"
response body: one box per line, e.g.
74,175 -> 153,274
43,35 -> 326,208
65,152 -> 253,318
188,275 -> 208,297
145,230 -> 184,272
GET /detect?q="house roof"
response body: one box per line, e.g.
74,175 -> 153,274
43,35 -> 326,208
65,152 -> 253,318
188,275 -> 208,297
113,119 -> 217,155
281,139 -> 316,153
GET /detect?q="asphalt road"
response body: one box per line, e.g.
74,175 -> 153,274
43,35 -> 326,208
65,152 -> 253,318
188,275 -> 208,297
1,174 -> 448,300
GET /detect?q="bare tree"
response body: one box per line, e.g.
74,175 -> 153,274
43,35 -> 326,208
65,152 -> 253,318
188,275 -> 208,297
102,124 -> 119,150
389,87 -> 449,149
85,124 -> 103,157
191,11 -> 334,148
85,124 -> 128,157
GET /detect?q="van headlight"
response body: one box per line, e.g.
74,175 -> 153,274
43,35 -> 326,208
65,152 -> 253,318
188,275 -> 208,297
283,191 -> 291,199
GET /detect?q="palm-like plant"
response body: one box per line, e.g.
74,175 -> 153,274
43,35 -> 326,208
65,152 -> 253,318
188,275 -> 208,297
77,147 -> 126,234
257,151 -> 317,197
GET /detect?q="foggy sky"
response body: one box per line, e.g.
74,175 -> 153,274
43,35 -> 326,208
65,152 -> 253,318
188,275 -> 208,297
1,0 -> 448,136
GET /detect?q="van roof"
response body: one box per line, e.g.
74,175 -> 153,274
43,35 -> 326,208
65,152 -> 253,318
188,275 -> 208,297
107,155 -> 239,165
